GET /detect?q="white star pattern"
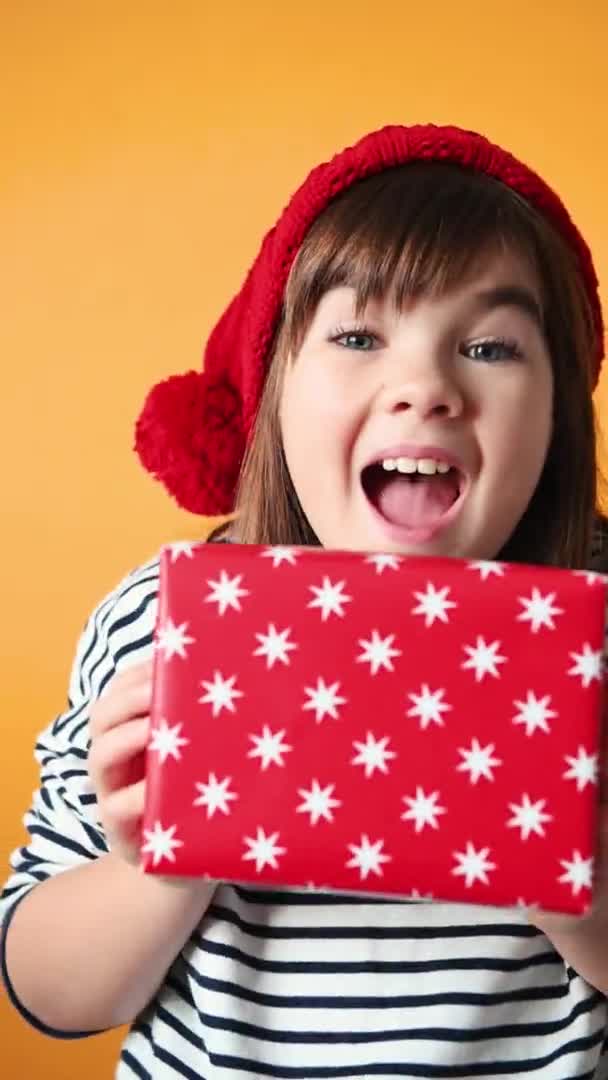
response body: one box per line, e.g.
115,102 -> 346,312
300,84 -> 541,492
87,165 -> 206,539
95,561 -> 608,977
351,732 -> 397,777
401,787 -> 447,832
242,827 -> 286,873
406,888 -> 434,901
141,821 -> 183,867
517,588 -> 564,633
407,685 -> 452,730
563,747 -> 598,792
357,630 -> 401,675
248,725 -> 292,769
365,553 -> 402,574
308,577 -> 352,620
346,834 -> 391,880
512,691 -> 557,736
573,570 -> 606,586
558,850 -> 594,896
193,773 -> 238,818
507,794 -> 553,840
452,842 -> 496,887
155,619 -> 195,660
457,738 -> 502,784
205,571 -> 249,616
148,718 -> 189,764
167,541 -> 196,561
303,678 -> 347,723
412,583 -> 457,627
253,624 -> 298,669
515,897 -> 538,910
199,671 -> 243,717
296,780 -> 341,825
261,546 -> 299,568
467,561 -> 505,580
568,644 -> 603,689
462,637 -> 507,682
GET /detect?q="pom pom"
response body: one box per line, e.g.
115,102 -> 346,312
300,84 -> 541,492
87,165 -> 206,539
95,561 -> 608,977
134,370 -> 245,516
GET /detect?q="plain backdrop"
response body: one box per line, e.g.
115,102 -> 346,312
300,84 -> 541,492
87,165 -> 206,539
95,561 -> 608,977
1,2 -> 607,1074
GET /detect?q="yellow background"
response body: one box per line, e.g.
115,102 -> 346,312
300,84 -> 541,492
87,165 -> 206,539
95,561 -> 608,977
1,2 -> 607,1074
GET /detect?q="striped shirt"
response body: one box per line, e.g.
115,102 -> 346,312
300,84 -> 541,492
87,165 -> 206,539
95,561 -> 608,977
1,548 -> 608,1079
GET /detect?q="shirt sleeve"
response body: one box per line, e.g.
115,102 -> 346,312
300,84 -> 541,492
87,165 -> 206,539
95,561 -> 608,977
0,554 -> 160,1036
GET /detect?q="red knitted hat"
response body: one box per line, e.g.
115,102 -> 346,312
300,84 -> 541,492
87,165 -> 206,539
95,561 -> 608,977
134,123 -> 604,516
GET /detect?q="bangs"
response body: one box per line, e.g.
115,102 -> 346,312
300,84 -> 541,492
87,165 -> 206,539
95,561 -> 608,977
282,162 -> 546,350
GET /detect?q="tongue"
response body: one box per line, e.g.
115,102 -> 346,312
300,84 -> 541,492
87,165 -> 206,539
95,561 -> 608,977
376,474 -> 458,528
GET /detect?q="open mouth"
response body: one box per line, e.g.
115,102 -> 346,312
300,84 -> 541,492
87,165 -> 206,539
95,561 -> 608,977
361,456 -> 464,532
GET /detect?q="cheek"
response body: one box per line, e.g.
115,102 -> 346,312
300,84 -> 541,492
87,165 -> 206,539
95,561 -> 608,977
524,373 -> 554,466
485,372 -> 553,480
296,361 -> 351,414
282,362 -> 359,446
280,368 -> 332,477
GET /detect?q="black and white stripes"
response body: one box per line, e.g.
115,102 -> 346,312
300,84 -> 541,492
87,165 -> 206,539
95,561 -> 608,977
1,552 -> 607,1078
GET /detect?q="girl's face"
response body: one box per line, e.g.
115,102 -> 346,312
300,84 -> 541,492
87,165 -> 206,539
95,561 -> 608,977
279,249 -> 553,559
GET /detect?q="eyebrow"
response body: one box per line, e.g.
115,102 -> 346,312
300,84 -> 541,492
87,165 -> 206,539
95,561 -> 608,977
475,286 -> 544,330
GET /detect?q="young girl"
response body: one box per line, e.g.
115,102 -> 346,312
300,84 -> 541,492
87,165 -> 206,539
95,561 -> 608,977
2,124 -> 607,1079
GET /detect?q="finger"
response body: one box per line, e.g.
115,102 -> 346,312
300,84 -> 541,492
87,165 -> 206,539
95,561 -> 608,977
97,659 -> 154,702
115,658 -> 155,683
89,717 -> 149,795
91,678 -> 154,738
151,875 -> 217,892
102,778 -> 147,839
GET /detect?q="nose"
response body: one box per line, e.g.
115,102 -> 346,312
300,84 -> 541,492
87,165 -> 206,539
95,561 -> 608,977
379,358 -> 465,420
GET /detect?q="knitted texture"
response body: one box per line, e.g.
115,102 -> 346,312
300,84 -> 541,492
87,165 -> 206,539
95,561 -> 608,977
134,124 -> 604,516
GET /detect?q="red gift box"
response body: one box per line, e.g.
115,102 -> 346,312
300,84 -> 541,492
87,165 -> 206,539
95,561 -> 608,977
141,542 -> 607,914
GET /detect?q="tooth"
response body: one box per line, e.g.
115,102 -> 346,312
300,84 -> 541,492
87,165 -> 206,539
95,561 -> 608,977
436,461 -> 451,474
417,458 -> 438,475
382,458 -> 397,471
396,457 -> 417,474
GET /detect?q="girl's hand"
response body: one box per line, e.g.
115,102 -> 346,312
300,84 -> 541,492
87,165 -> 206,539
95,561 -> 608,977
88,660 -> 154,868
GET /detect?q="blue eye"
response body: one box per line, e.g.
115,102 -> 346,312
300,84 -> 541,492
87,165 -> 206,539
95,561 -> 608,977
463,338 -> 523,363
332,327 -> 378,351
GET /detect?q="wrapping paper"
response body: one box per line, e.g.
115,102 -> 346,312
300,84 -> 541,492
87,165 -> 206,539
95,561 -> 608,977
141,542 -> 606,913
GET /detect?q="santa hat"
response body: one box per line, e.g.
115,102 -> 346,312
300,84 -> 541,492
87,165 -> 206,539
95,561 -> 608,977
134,124 -> 604,516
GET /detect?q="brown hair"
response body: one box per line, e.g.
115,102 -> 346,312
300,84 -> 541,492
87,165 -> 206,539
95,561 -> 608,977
233,162 -> 602,567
